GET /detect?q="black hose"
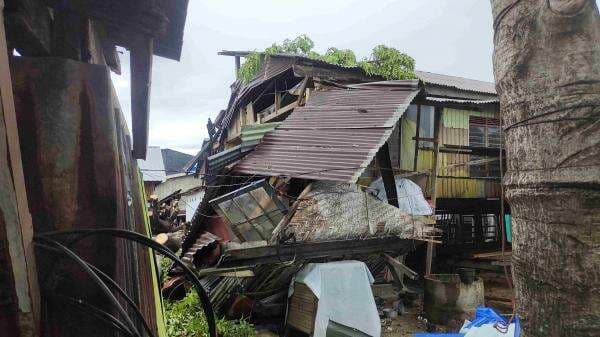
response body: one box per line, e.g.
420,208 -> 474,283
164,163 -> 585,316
34,239 -> 141,337
37,228 -> 218,337
50,294 -> 136,337
86,262 -> 156,337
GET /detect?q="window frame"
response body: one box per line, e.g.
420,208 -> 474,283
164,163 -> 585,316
209,179 -> 288,242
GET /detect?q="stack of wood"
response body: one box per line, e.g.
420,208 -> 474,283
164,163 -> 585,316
148,194 -> 187,252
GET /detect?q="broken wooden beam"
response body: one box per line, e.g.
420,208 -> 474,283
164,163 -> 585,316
219,237 -> 420,268
130,35 -> 153,159
268,182 -> 312,244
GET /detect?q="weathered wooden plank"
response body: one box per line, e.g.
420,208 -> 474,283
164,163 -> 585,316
219,237 -> 420,268
0,1 -> 39,333
413,104 -> 421,172
130,35 -> 153,159
425,106 -> 443,275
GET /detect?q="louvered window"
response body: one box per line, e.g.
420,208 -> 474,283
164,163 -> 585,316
469,116 -> 501,178
469,116 -> 501,148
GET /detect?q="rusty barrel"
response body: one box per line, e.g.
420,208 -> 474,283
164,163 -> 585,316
423,274 -> 484,324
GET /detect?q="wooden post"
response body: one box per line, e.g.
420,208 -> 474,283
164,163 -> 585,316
412,104 -> 421,172
425,106 -> 443,275
296,77 -> 309,106
377,143 -> 399,208
130,35 -> 153,159
234,56 -> 240,79
0,0 -> 40,333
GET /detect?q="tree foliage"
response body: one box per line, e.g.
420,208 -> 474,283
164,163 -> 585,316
322,47 -> 358,67
238,35 -> 416,83
358,45 -> 416,80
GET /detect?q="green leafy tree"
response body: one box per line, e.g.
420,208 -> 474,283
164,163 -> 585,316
322,47 -> 358,67
238,35 -> 416,83
359,45 -> 416,80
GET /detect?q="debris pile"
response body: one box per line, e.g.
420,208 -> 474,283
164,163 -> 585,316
149,193 -> 187,252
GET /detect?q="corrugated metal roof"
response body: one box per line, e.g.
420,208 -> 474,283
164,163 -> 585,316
138,146 -> 166,182
207,145 -> 252,173
425,97 -> 499,104
207,122 -> 282,173
233,80 -> 420,182
218,54 -> 376,142
219,51 -> 366,71
416,70 -> 496,94
181,231 -> 220,265
240,122 -> 282,145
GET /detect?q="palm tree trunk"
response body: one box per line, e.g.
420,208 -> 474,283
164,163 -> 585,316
490,0 -> 600,336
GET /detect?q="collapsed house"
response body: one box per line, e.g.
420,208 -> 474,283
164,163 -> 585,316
169,51 -> 508,331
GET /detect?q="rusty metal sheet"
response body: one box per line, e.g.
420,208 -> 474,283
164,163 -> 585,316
12,57 -> 161,337
234,81 -> 420,182
181,231 -> 221,266
219,54 -> 376,142
416,70 -> 496,94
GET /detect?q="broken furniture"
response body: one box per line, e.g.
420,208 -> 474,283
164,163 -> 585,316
285,261 -> 380,337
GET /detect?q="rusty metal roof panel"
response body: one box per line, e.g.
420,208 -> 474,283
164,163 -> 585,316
234,81 -> 420,182
181,231 -> 221,265
415,70 -> 496,94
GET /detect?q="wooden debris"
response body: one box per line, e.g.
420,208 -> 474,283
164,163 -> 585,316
154,230 -> 185,252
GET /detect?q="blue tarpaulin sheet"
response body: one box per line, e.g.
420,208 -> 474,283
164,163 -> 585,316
413,307 -> 520,337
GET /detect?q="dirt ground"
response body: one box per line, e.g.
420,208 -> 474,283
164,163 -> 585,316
380,300 -> 428,337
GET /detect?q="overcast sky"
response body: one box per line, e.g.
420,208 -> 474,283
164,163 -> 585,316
112,0 -> 496,155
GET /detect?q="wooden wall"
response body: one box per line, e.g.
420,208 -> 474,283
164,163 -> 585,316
393,105 -> 500,199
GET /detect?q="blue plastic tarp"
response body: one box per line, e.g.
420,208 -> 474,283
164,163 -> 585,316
413,307 -> 520,337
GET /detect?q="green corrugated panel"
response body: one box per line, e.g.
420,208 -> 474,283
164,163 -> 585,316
442,108 -> 469,129
442,108 -> 497,129
241,122 -> 281,143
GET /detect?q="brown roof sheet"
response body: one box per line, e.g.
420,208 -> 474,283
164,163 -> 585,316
233,80 -> 420,182
416,70 -> 496,94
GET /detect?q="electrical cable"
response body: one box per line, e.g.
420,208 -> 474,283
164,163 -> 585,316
86,262 -> 156,337
37,243 -> 155,337
36,228 -> 218,337
50,294 -> 136,337
34,239 -> 141,337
